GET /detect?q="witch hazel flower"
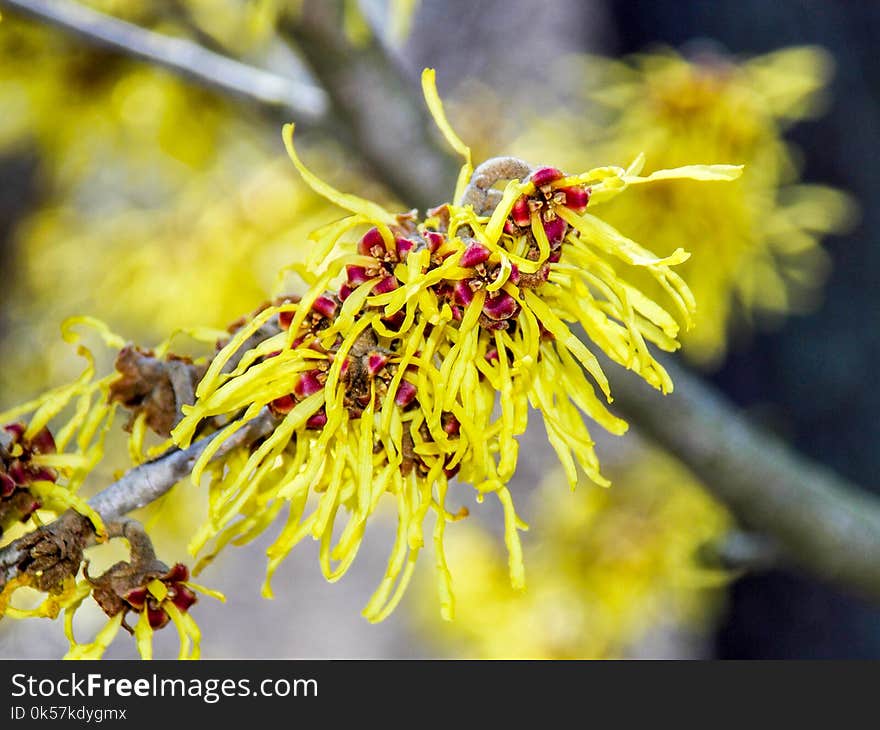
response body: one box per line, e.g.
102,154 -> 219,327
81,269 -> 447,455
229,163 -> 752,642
505,165 -> 591,257
440,241 -> 521,330
164,67 -> 741,625
574,47 -> 855,365
0,318 -> 128,548
1,424 -> 57,532
64,522 -> 223,660
341,227 -> 414,299
0,319 -> 234,639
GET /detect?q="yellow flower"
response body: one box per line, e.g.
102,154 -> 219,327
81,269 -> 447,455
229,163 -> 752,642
409,447 -> 731,658
0,575 -> 90,621
521,47 -> 854,365
0,317 -> 125,544
170,69 -> 739,621
63,560 -> 223,660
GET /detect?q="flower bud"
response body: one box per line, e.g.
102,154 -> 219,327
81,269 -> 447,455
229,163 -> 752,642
373,276 -> 399,294
270,394 -> 296,414
453,280 -> 474,307
530,166 -> 564,187
442,413 -> 460,436
382,310 -> 406,329
147,605 -> 169,630
366,353 -> 388,377
311,295 -> 338,319
542,217 -> 567,245
279,310 -> 295,330
123,586 -> 148,611
482,292 -> 520,321
171,584 -> 197,612
396,237 -> 415,258
29,427 -> 56,455
562,185 -> 590,212
345,265 -> 370,286
510,196 -> 531,228
395,380 -> 417,407
425,230 -> 445,253
164,564 -> 189,583
3,423 -> 24,441
306,411 -> 328,429
294,370 -> 324,398
358,227 -> 384,256
461,242 -> 491,268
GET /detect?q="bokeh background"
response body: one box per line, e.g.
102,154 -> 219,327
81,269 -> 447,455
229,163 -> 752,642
1,0 -> 879,659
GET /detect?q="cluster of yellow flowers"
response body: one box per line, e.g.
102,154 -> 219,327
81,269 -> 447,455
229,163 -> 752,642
166,70 -> 739,622
0,320 -> 119,544
409,448 -> 730,658
0,0 -> 860,664
392,45 -> 853,657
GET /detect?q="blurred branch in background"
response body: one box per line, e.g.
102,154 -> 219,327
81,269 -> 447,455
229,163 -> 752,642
607,358 -> 880,602
2,0 -> 880,607
713,531 -> 780,574
277,0 -> 458,207
0,152 -> 38,338
1,0 -> 457,207
1,0 -> 329,122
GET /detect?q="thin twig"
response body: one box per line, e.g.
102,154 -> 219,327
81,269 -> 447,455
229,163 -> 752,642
105,519 -> 158,567
90,407 -> 276,521
0,407 -> 276,588
460,157 -> 533,213
1,0 -> 329,123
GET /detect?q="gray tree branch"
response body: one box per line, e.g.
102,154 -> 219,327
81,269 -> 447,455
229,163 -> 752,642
3,0 -> 459,209
0,0 -> 329,123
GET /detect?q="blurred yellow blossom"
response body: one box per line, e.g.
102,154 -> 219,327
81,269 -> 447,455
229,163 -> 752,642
518,47 -> 855,366
0,14 -> 351,404
168,69 -> 737,622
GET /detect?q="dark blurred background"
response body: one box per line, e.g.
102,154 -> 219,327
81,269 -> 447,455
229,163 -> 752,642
608,0 -> 880,659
